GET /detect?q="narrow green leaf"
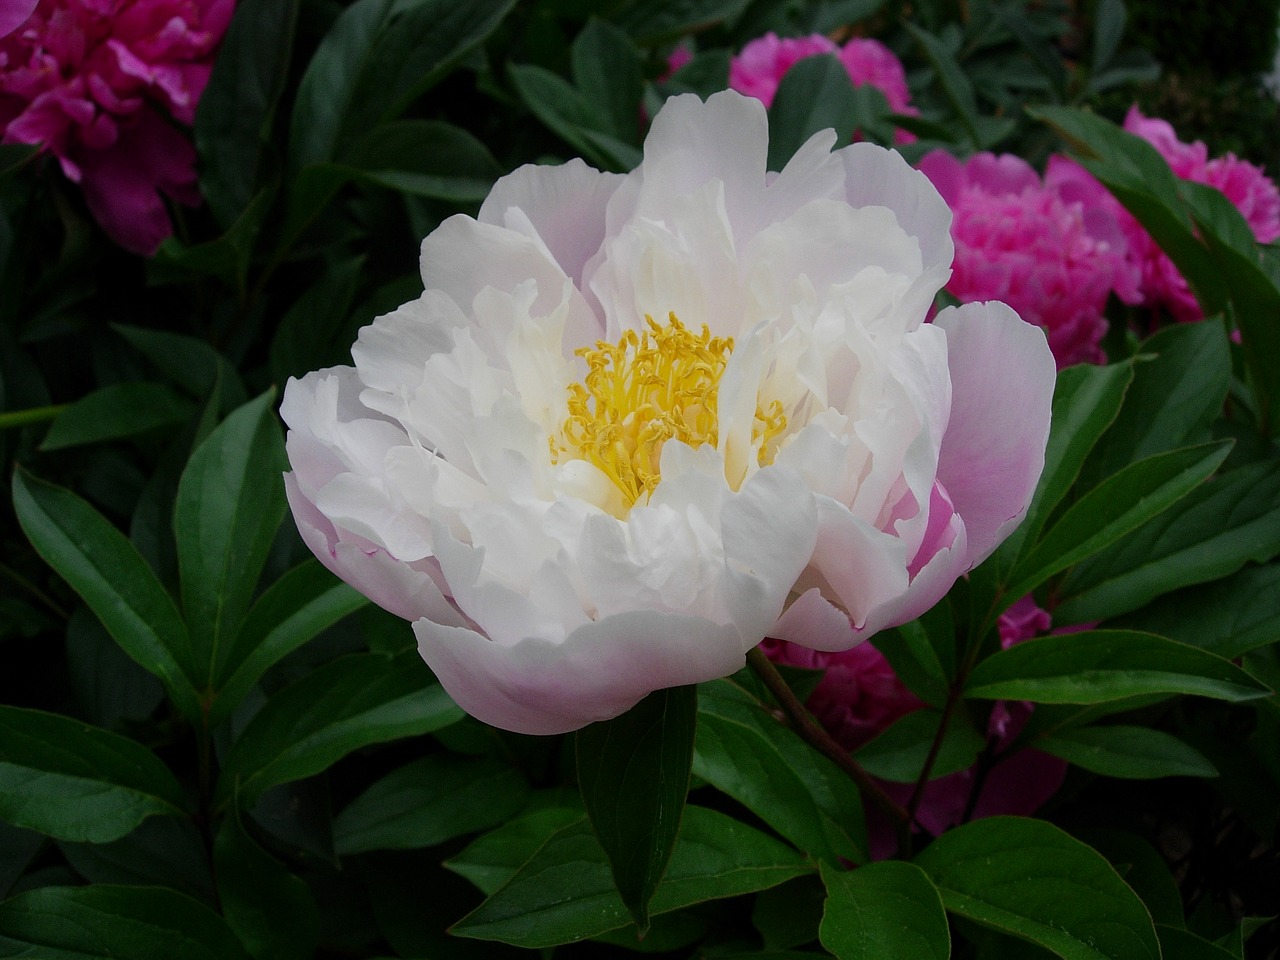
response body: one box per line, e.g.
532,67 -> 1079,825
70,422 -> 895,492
334,754 -> 530,855
966,630 -> 1271,704
194,0 -> 300,227
767,55 -> 860,171
1090,0 -> 1127,71
611,0 -> 753,44
576,685 -> 696,933
915,817 -> 1160,960
694,679 -> 867,865
1158,924 -> 1240,960
0,885 -> 253,960
854,707 -> 983,783
111,325 -> 247,408
215,813 -> 320,960
1056,459 -> 1280,623
451,806 -> 810,948
11,470 -> 199,719
1003,441 -> 1232,603
571,19 -> 643,144
872,619 -> 951,706
508,63 -> 642,172
57,817 -> 212,902
174,392 -> 287,690
1038,725 -> 1218,779
40,383 -> 194,451
340,120 -> 504,200
211,560 -> 368,726
0,706 -> 188,844
215,651 -> 463,808
905,22 -> 979,144
819,860 -> 950,960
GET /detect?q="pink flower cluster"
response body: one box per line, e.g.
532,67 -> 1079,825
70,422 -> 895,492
729,32 -> 917,141
919,149 -> 1140,368
764,596 -> 1066,852
0,0 -> 233,254
1053,107 -> 1280,324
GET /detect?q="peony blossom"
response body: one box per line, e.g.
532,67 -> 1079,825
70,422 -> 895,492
920,149 -> 1140,367
0,0 -> 233,254
1049,106 -> 1280,324
730,32 -> 917,142
281,91 -> 1054,735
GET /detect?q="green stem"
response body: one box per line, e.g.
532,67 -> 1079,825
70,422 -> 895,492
746,646 -> 911,828
0,404 -> 69,430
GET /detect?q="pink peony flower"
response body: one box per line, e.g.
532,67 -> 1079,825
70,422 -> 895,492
0,0 -> 234,253
729,32 -> 918,142
919,149 -> 1140,367
767,594 -> 1066,856
1049,106 -> 1280,324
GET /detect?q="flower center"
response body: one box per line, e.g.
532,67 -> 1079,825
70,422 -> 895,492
553,313 -> 786,507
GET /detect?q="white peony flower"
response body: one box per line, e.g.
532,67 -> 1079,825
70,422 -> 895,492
281,90 -> 1054,735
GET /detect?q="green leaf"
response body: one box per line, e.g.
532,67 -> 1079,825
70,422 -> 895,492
576,685 -> 696,933
854,707 -> 984,783
268,256 -> 365,385
1002,441 -> 1232,603
0,706 -> 188,844
446,802 -> 586,896
1056,458 -> 1280,624
1111,561 -> 1280,659
1158,924 -> 1240,960
1090,0 -> 1127,72
905,22 -> 979,145
451,806 -> 810,948
767,55 -> 859,171
0,885 -> 252,960
571,19 -> 643,145
11,470 -> 199,720
289,0 -> 516,168
214,813 -> 319,960
611,0 -> 753,44
819,860 -> 950,960
1038,725 -> 1217,779
915,817 -> 1160,960
111,325 -> 246,408
693,679 -> 867,865
340,120 -> 504,200
508,63 -> 642,172
194,0 -> 299,227
215,651 -> 463,808
57,817 -> 212,902
40,383 -> 194,451
174,392 -> 287,691
334,754 -> 530,855
965,630 -> 1271,704
211,560 -> 368,726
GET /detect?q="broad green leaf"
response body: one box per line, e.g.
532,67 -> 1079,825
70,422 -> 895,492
819,860 -> 950,960
40,383 -> 194,451
215,814 -> 319,960
446,802 -> 587,896
694,679 -> 867,865
1158,925 -> 1240,960
1056,459 -> 1280,623
57,817 -> 211,902
1080,322 -> 1229,487
1090,0 -> 1127,71
451,806 -> 810,948
915,817 -> 1160,960
571,19 -> 643,144
872,618 -> 951,706
215,651 -> 463,808
289,0 -> 516,168
111,325 -> 246,409
211,560 -> 368,726
1038,725 -> 1217,779
194,0 -> 300,227
854,707 -> 983,783
0,885 -> 252,960
576,685 -> 696,933
11,470 -> 199,720
508,64 -> 642,172
334,754 -> 530,855
965,630 -> 1270,704
1111,561 -> 1280,659
0,706 -> 188,844
174,392 -> 287,691
1002,441 -> 1232,604
767,55 -> 860,172
149,190 -> 272,293
269,256 -> 364,384
65,606 -> 164,731
0,821 -> 42,900
611,0 -> 753,44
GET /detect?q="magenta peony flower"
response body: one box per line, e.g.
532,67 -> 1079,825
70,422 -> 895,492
1050,106 -> 1280,324
729,32 -> 917,141
919,149 -> 1140,367
0,0 -> 234,254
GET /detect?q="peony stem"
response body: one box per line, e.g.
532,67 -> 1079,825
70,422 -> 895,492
746,646 -> 912,828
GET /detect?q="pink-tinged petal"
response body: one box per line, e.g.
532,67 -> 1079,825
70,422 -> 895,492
479,158 -> 624,288
0,0 -> 37,39
772,587 -> 857,652
933,300 -> 1054,566
416,611 -> 747,735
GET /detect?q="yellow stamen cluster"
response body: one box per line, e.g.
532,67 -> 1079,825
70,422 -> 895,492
552,313 -> 786,507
